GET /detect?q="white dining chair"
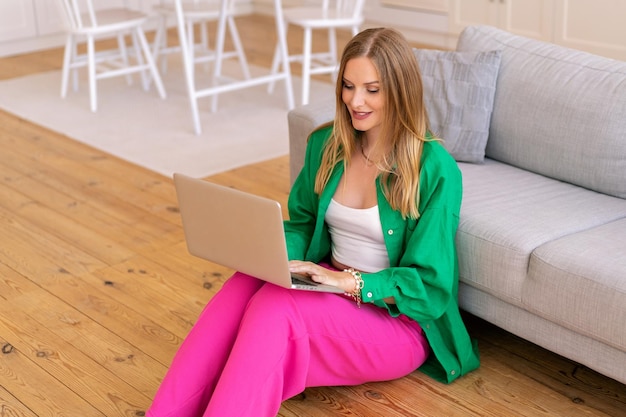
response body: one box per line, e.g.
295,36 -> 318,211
269,0 -> 365,105
151,0 -> 250,80
174,0 -> 294,135
58,0 -> 166,112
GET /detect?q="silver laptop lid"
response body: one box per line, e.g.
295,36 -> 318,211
173,173 -> 293,288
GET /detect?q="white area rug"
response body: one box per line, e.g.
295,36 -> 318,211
0,58 -> 334,178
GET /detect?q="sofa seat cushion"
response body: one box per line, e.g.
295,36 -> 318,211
456,159 -> 626,305
524,218 -> 626,352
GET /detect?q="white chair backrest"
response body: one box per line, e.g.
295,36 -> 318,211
324,0 -> 365,19
58,0 -> 95,29
58,0 -> 136,29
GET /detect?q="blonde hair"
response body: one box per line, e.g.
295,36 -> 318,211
314,27 -> 432,219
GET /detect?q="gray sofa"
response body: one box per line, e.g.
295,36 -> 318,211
286,25 -> 626,384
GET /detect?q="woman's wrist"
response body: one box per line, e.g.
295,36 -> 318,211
343,268 -> 364,308
342,270 -> 358,293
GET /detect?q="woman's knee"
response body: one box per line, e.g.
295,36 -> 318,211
237,284 -> 312,338
244,284 -> 298,317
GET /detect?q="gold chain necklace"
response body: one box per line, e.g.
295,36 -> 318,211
360,142 -> 374,165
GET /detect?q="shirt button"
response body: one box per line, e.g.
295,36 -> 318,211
450,370 -> 456,376
387,229 -> 394,235
367,292 -> 373,298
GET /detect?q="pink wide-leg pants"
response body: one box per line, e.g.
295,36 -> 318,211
147,272 -> 429,417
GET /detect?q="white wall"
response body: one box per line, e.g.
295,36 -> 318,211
363,0 -> 453,48
252,0 -> 455,49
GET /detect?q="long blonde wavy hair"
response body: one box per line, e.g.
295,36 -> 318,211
314,27 -> 432,219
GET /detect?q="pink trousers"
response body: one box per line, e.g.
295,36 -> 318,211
147,272 -> 430,417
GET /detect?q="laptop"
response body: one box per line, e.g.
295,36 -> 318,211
173,173 -> 344,293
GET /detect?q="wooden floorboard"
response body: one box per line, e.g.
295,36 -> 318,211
0,12 -> 624,417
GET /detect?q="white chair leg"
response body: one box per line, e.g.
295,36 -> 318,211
132,30 -> 150,91
118,33 -> 133,86
210,2 -> 231,114
137,27 -> 167,99
60,35 -> 73,98
272,0 -> 294,110
190,93 -> 201,135
71,41 -> 79,92
175,0 -> 202,134
152,15 -> 169,74
87,35 -> 98,112
226,16 -> 251,79
186,21 -> 196,84
301,27 -> 313,106
267,43 -> 281,94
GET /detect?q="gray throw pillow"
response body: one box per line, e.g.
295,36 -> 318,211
414,48 -> 501,163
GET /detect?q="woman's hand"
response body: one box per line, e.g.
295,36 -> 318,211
288,260 -> 355,293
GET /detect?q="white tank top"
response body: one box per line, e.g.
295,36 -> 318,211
325,198 -> 390,272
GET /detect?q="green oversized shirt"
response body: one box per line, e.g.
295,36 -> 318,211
284,126 -> 480,383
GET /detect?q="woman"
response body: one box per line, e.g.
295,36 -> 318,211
147,27 -> 479,417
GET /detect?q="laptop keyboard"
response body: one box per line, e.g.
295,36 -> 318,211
291,274 -> 320,287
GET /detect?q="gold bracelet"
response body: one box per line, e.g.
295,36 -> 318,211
343,268 -> 364,308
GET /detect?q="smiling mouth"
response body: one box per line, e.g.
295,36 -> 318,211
352,111 -> 371,120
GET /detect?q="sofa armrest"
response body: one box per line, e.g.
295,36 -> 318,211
288,99 -> 335,185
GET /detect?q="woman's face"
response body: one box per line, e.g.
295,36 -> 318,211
341,57 -> 385,140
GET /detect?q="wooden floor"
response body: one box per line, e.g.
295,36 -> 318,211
1,13 -> 625,417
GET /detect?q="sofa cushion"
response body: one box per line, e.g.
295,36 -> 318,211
456,25 -> 626,199
524,218 -> 626,353
414,48 -> 501,163
456,159 -> 626,304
